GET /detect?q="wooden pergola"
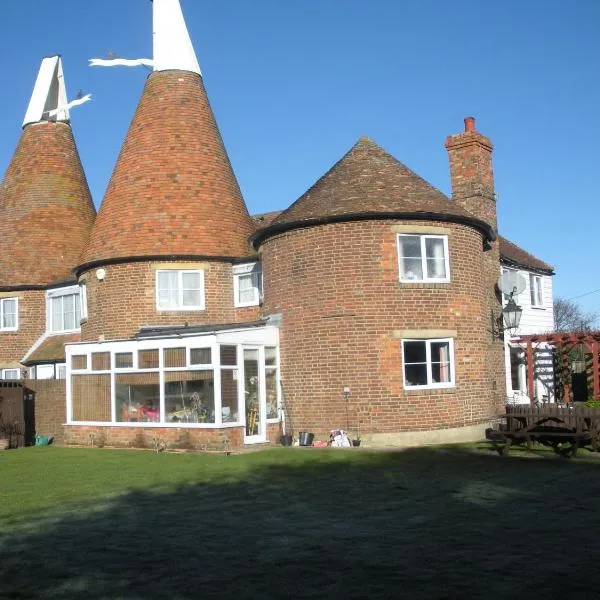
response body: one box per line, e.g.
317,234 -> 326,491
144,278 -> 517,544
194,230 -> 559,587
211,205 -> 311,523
513,332 -> 600,402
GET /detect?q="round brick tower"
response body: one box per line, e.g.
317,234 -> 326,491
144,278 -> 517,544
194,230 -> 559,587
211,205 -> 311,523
0,56 -> 95,373
78,0 -> 255,341
253,134 -> 505,445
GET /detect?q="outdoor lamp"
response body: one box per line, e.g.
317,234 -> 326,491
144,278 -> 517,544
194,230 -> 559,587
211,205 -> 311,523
502,296 -> 523,333
491,296 -> 523,340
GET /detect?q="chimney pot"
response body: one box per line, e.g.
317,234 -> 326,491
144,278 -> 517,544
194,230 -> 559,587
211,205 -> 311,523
464,116 -> 476,133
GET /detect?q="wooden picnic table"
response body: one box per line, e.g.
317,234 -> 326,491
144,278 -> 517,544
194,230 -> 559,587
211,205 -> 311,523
486,405 -> 600,458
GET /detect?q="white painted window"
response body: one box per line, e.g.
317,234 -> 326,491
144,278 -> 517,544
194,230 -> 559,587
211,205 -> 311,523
79,283 -> 88,320
530,274 -> 544,307
402,338 -> 455,389
47,286 -> 81,333
56,364 -> 66,380
397,235 -> 450,282
0,298 -> 18,331
1,368 -> 21,380
36,365 -> 56,380
233,263 -> 262,307
156,270 -> 205,311
500,267 -> 519,303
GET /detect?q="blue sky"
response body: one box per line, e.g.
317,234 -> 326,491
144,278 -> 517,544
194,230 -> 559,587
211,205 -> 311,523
1,0 -> 599,316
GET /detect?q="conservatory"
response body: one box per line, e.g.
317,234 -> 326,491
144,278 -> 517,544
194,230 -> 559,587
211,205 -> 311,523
65,324 -> 280,444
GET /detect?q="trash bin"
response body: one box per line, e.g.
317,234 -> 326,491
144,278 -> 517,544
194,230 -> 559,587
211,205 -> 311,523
298,432 -> 314,446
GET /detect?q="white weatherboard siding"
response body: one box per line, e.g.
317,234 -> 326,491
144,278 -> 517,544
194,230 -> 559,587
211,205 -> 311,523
514,274 -> 554,335
502,268 -> 555,402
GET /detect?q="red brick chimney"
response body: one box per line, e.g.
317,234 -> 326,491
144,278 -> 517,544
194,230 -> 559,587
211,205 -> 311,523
445,117 -> 497,231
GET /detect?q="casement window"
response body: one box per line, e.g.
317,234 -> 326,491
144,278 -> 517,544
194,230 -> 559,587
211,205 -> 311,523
500,268 -> 517,303
1,368 -> 21,380
402,338 -> 455,389
397,234 -> 450,282
156,270 -> 205,311
233,263 -> 263,308
48,286 -> 81,333
530,274 -> 544,307
0,298 -> 18,332
79,283 -> 88,320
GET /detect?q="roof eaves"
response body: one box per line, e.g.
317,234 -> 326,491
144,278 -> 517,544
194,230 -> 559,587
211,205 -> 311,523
251,211 -> 496,249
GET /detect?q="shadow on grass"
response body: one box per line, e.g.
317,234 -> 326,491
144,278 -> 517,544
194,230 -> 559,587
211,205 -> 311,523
2,447 -> 600,599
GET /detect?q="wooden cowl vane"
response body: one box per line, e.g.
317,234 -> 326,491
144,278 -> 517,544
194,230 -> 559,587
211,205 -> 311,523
82,0 -> 254,266
0,56 -> 95,287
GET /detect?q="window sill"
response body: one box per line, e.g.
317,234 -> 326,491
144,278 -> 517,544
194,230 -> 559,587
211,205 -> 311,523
531,306 -> 546,310
48,328 -> 81,335
0,329 -> 18,333
234,302 -> 260,309
403,384 -> 456,393
156,307 -> 205,312
399,281 -> 451,288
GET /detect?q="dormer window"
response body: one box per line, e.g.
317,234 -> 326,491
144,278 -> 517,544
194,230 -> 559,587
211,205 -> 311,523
397,234 -> 450,283
0,298 -> 18,332
47,286 -> 81,333
156,270 -> 205,311
233,263 -> 263,308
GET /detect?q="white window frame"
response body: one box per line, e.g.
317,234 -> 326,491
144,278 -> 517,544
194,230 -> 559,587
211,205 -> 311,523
0,297 -> 19,332
1,368 -> 21,380
397,234 -> 450,283
65,327 -> 280,429
155,270 -> 205,311
529,274 -> 544,308
79,283 -> 88,320
401,338 -> 455,390
47,286 -> 82,334
233,263 -> 263,308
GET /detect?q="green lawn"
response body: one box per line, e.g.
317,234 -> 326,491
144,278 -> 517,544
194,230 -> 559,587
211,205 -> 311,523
2,445 -> 600,599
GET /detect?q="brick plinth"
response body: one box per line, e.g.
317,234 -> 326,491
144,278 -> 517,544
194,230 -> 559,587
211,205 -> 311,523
65,422 -> 282,449
261,219 -> 506,437
80,260 -> 260,341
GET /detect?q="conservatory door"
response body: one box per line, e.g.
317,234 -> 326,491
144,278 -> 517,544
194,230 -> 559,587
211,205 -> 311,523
243,347 -> 265,443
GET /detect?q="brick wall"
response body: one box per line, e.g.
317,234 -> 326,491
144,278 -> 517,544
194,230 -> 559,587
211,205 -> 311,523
0,290 -> 45,370
81,260 -> 260,341
261,219 -> 506,437
26,379 -> 67,445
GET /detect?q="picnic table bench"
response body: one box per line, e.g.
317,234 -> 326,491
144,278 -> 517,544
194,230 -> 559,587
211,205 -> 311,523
486,405 -> 600,458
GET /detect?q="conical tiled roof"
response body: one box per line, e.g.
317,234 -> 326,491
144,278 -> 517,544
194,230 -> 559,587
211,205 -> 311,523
252,137 -> 495,247
0,59 -> 95,287
82,0 -> 253,265
82,71 -> 254,265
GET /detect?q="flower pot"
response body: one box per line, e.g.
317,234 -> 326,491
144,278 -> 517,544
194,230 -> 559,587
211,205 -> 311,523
298,432 -> 314,446
280,434 -> 293,447
352,439 -> 361,447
